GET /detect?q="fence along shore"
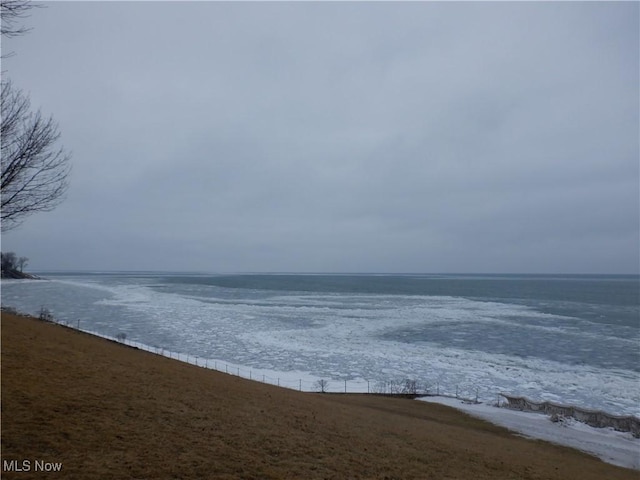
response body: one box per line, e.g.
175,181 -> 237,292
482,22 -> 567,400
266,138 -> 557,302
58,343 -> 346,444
11,306 -> 640,437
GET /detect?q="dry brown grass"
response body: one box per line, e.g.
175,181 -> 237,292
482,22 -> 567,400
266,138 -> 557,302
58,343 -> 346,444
1,312 -> 637,479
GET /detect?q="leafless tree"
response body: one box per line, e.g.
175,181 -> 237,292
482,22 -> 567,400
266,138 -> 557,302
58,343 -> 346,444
38,306 -> 53,322
1,251 -> 17,271
17,255 -> 27,271
1,1 -> 70,232
402,379 -> 418,395
315,379 -> 330,393
1,80 -> 71,231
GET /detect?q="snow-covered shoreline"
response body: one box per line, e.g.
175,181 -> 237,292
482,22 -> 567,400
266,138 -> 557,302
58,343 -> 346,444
419,396 -> 639,470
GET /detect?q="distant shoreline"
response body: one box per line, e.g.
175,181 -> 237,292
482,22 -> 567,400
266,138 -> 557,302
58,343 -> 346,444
14,270 -> 640,277
0,268 -> 40,280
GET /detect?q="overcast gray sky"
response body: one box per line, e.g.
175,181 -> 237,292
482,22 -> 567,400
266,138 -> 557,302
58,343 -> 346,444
2,1 -> 638,274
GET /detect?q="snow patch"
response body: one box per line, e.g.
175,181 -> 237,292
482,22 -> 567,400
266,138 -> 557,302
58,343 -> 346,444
418,396 -> 640,470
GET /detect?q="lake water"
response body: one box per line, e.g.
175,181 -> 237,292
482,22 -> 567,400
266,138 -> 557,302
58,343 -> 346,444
2,272 -> 638,416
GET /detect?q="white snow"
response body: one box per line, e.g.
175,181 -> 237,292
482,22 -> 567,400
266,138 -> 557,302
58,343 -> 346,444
418,396 -> 640,470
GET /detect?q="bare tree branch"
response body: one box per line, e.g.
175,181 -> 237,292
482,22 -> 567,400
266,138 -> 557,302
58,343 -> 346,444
0,0 -> 36,38
1,2 -> 71,231
1,80 -> 71,232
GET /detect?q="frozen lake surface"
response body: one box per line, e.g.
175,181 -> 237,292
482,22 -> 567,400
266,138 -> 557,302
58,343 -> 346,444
2,272 -> 638,419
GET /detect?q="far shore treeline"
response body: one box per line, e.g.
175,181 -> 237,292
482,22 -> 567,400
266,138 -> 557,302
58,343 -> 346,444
0,251 -> 37,279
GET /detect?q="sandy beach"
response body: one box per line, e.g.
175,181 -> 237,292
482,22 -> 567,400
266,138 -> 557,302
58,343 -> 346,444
1,312 -> 637,480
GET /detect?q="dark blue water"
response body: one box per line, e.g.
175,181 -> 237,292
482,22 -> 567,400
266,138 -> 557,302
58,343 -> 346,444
161,273 -> 639,325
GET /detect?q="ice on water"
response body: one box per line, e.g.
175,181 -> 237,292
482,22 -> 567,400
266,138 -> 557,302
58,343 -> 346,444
2,275 -> 639,419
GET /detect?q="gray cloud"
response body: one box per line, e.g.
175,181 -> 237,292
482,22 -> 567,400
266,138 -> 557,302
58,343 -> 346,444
2,2 -> 638,273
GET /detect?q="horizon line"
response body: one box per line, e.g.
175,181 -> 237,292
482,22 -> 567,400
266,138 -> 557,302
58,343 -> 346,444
17,269 -> 640,277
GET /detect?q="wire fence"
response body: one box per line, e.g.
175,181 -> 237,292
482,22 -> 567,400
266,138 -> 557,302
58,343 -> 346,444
128,344 -> 494,402
29,306 -> 493,401
7,305 -> 638,436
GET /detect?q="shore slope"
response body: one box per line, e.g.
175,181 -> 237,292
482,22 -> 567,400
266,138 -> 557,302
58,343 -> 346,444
1,313 -> 636,479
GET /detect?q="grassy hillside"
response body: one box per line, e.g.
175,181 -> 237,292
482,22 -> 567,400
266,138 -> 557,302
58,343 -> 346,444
1,312 -> 636,479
